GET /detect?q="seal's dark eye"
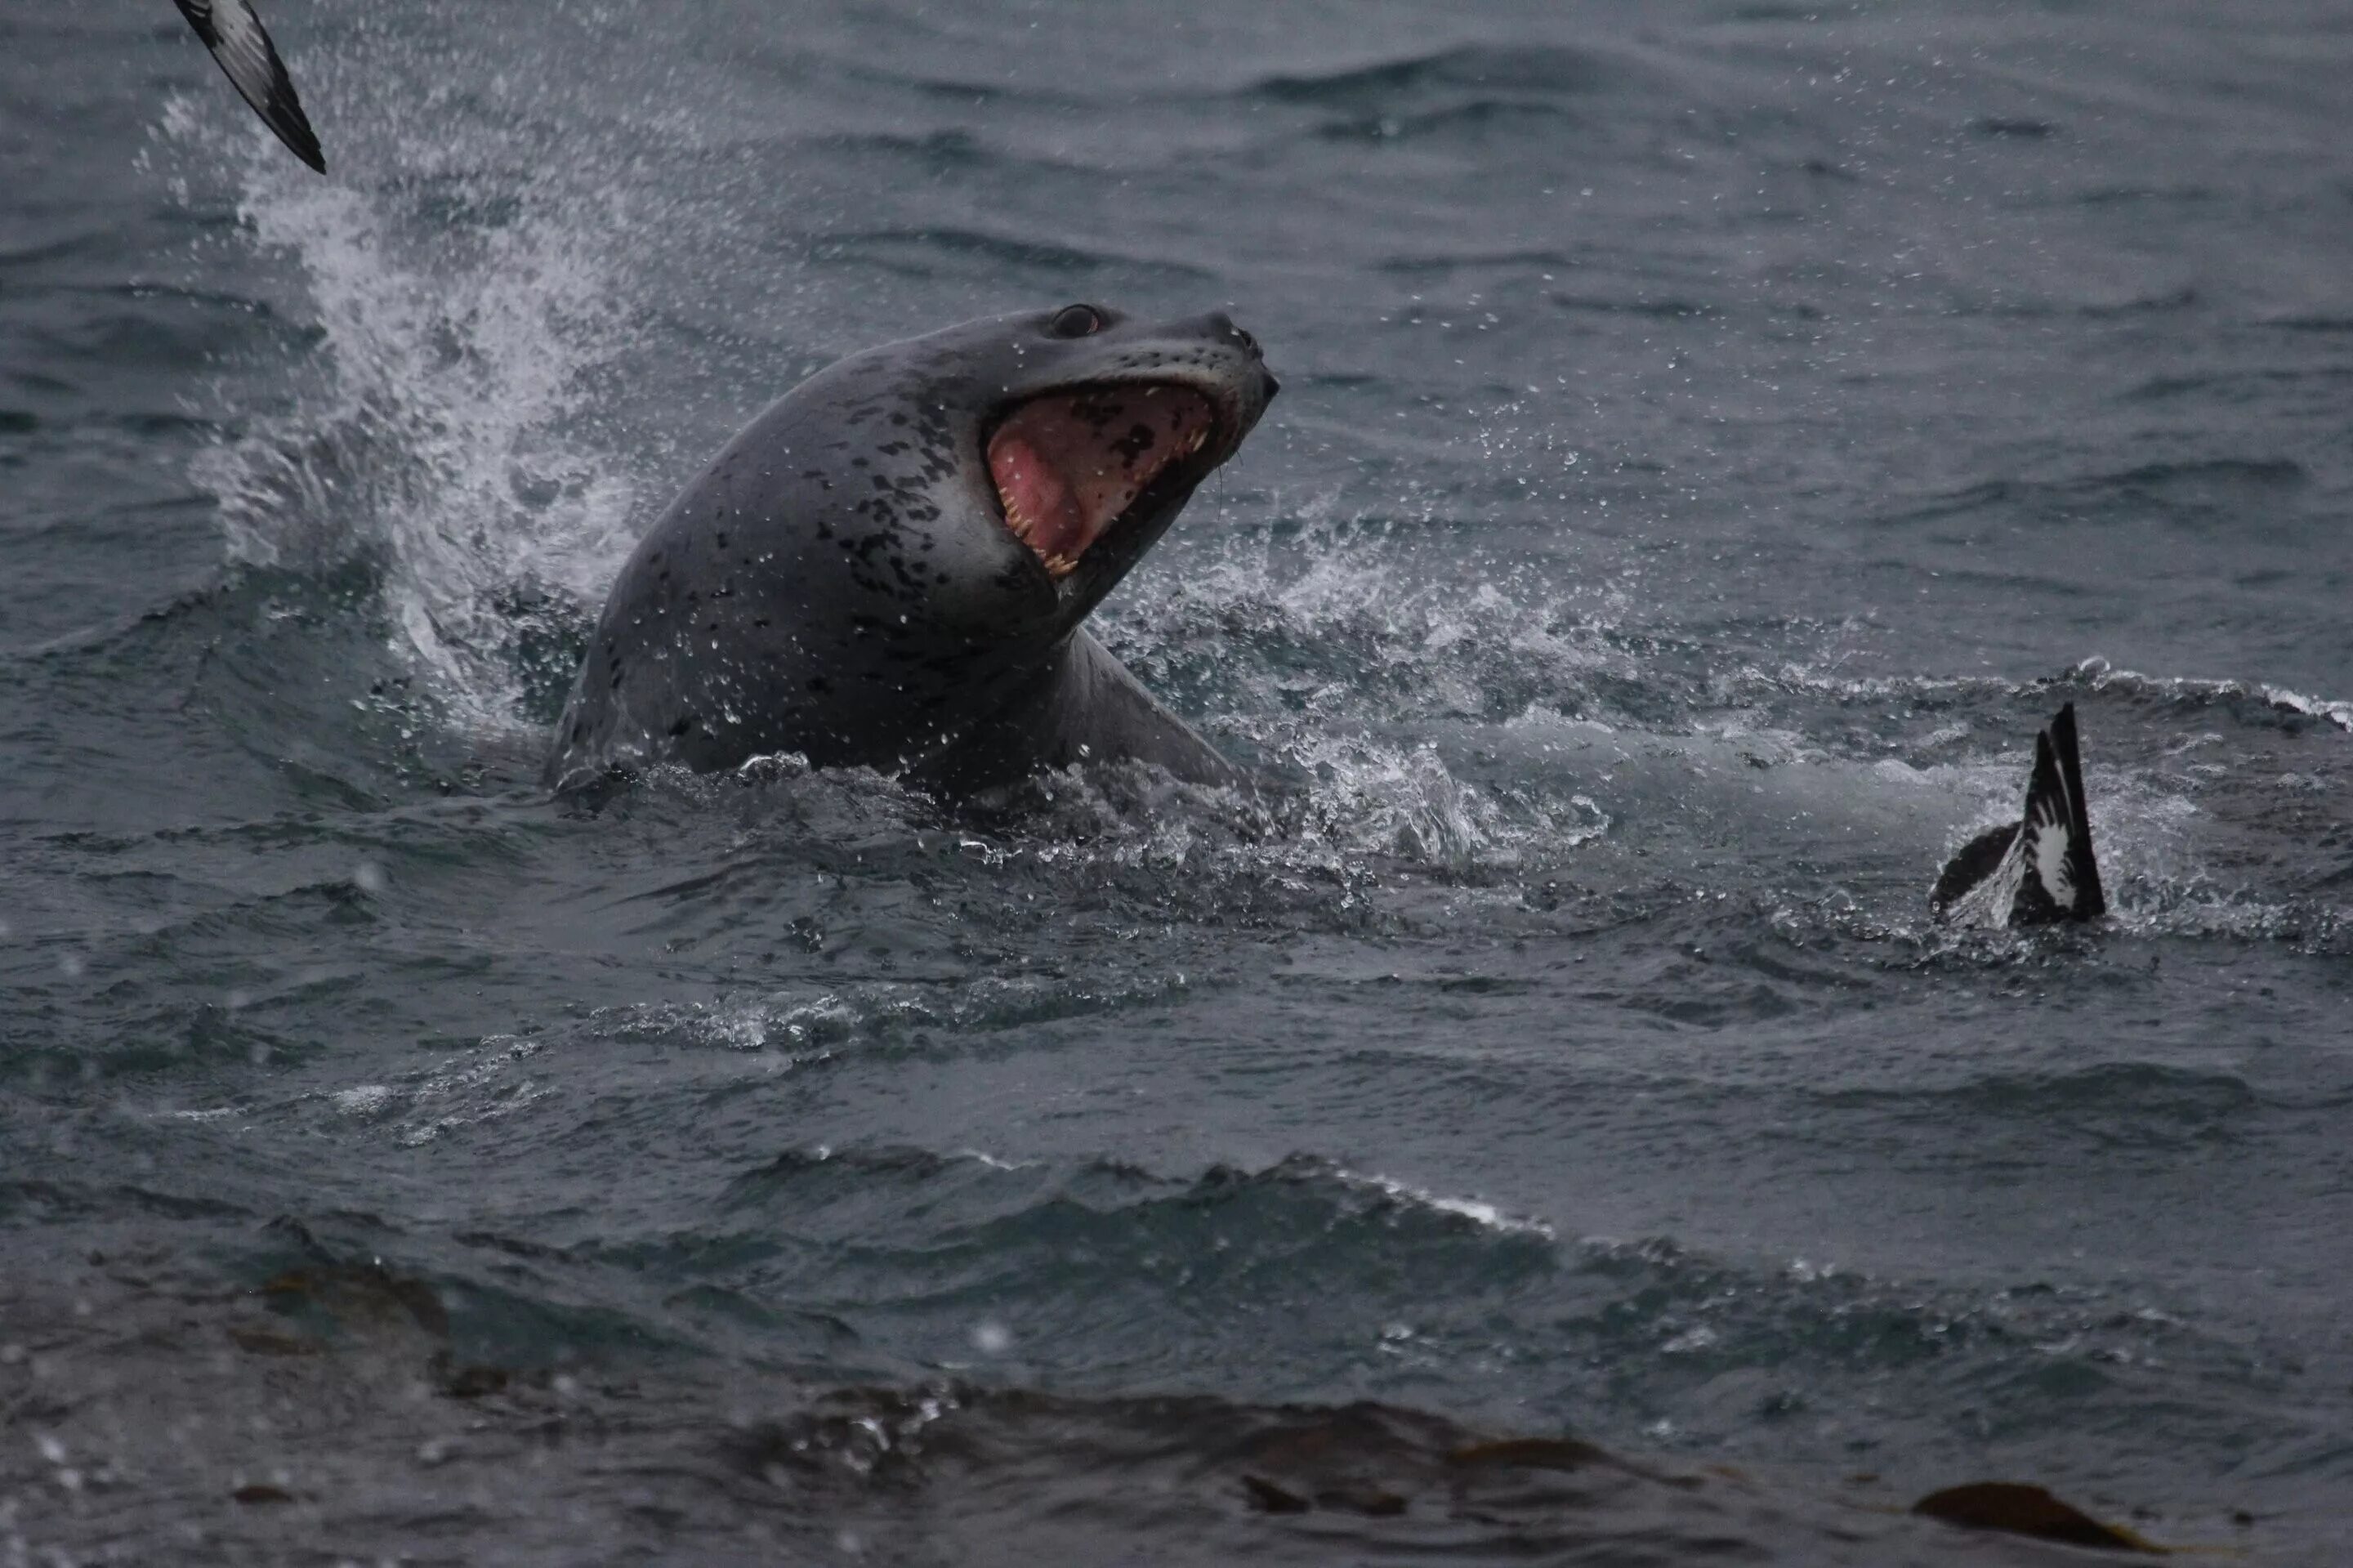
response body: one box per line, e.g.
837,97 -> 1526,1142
1047,304 -> 1104,338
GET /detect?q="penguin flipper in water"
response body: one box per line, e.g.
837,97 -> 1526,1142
1931,703 -> 2107,927
172,0 -> 325,173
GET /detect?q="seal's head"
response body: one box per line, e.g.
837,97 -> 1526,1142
975,303 -> 1276,619
812,302 -> 1278,644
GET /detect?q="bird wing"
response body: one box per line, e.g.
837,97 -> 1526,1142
172,0 -> 325,173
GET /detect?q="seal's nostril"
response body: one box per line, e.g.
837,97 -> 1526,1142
1259,369 -> 1280,401
1208,312 -> 1260,357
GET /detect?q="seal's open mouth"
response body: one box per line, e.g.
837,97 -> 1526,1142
986,384 -> 1220,578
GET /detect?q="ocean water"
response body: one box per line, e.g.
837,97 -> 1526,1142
3,2 -> 2350,1561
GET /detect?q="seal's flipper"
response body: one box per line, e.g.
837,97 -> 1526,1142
1931,702 -> 2105,927
172,0 -> 325,174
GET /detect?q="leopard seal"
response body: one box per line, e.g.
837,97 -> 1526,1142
546,302 -> 1277,797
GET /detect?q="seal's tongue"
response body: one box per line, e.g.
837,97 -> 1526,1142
988,386 -> 1216,576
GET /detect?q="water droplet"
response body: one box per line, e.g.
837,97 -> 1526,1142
969,1320 -> 1013,1355
352,861 -> 387,894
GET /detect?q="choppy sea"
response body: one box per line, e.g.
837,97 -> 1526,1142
3,2 -> 2350,1561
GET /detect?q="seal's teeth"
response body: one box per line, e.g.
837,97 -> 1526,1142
1043,552 -> 1077,577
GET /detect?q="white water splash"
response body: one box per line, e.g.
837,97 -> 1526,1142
192,161 -> 640,729
2073,659 -> 2353,735
1328,1164 -> 1555,1239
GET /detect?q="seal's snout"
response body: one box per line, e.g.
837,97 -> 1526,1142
1231,322 -> 1276,400
1203,311 -> 1264,361
1192,310 -> 1278,401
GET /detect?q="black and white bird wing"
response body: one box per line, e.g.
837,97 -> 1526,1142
1931,702 -> 2106,927
1930,819 -> 2024,926
2013,702 -> 2105,922
172,0 -> 325,173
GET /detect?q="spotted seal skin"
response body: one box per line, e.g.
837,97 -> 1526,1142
546,304 -> 1277,797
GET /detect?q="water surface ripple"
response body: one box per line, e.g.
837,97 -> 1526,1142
2,2 -> 2349,1561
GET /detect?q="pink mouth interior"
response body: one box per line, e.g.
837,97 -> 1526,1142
986,385 -> 1217,577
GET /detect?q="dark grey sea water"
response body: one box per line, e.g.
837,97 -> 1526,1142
4,2 -> 2351,1561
